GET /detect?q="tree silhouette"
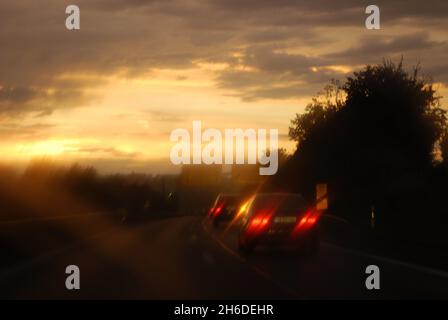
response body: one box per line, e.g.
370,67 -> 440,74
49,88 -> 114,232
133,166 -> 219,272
289,80 -> 343,145
440,130 -> 448,167
269,61 -> 447,225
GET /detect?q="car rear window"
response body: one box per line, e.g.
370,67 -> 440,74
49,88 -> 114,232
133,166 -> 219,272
215,195 -> 239,206
251,194 -> 308,216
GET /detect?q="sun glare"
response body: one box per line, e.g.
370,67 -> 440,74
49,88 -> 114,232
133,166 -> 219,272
16,140 -> 79,156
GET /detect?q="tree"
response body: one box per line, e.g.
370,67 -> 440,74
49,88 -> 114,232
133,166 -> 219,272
289,81 -> 343,145
273,60 -> 447,222
342,60 -> 446,168
440,130 -> 448,166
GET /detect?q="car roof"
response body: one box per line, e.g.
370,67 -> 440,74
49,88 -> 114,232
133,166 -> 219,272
217,193 -> 239,198
254,192 -> 303,197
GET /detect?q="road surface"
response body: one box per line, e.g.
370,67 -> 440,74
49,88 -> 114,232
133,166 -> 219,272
1,215 -> 448,299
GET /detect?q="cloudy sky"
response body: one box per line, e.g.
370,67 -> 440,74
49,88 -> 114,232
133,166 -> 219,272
1,0 -> 447,173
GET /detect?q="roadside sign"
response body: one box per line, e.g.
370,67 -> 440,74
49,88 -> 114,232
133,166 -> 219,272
316,183 -> 328,210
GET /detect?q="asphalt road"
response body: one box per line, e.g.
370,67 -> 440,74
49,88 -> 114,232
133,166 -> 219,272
1,215 -> 448,299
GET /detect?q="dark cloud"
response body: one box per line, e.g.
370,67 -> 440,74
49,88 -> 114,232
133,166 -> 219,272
87,0 -> 165,12
209,0 -> 448,21
327,33 -> 445,64
245,46 -> 321,74
0,86 -> 38,104
215,31 -> 448,99
215,45 -> 345,100
0,123 -> 56,139
0,0 -> 447,116
0,84 -> 97,117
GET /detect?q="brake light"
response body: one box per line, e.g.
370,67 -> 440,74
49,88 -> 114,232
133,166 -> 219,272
246,213 -> 271,234
213,205 -> 223,216
307,216 -> 317,225
250,216 -> 270,227
293,210 -> 320,235
298,215 -> 317,226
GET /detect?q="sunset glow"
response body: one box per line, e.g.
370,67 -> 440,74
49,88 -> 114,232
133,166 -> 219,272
0,1 -> 447,173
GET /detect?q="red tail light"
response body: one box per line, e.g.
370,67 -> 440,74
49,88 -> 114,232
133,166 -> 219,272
249,216 -> 270,227
293,210 -> 320,235
298,215 -> 317,227
307,216 -> 317,225
213,205 -> 223,217
246,213 -> 271,234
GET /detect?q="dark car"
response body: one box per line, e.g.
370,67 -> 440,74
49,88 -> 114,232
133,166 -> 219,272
208,193 -> 240,227
237,192 -> 320,254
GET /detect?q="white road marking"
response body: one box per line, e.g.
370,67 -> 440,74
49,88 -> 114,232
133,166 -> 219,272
322,214 -> 351,225
322,241 -> 448,280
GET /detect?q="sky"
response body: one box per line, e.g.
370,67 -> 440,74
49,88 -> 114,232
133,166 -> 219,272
0,0 -> 447,173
